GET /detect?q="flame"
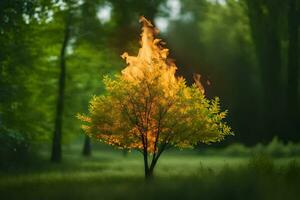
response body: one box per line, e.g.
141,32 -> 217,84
121,17 -> 180,95
119,17 -> 206,151
121,16 -> 204,95
78,17 -> 232,154
193,73 -> 205,94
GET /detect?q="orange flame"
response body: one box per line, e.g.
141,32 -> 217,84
121,16 -> 205,95
121,17 -> 178,95
193,73 -> 205,94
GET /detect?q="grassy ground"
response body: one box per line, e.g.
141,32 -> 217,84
1,146 -> 300,200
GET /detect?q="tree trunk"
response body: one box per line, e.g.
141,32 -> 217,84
245,0 -> 283,141
143,149 -> 157,180
287,0 -> 299,139
51,14 -> 71,162
82,135 -> 91,156
144,153 -> 159,180
260,31 -> 282,139
143,150 -> 150,179
145,167 -> 154,180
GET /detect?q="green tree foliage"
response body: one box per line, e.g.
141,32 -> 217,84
166,0 -> 259,143
1,0 -> 299,167
0,0 -> 54,165
78,17 -> 232,178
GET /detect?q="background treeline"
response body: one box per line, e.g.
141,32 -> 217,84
0,0 -> 299,164
198,137 -> 300,157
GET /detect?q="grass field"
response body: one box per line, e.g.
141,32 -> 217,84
1,146 -> 300,200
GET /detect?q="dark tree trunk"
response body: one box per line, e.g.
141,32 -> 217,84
287,0 -> 299,139
144,151 -> 162,180
51,14 -> 72,162
260,31 -> 282,139
142,149 -> 156,180
145,167 -> 154,180
245,0 -> 283,141
143,150 -> 150,179
82,135 -> 91,156
143,142 -> 168,180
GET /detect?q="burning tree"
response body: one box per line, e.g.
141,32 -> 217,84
78,17 -> 233,179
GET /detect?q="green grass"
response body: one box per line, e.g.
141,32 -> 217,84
1,147 -> 300,200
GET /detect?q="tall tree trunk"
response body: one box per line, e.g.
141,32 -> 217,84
260,30 -> 282,139
287,0 -> 299,139
51,14 -> 72,162
82,135 -> 91,156
245,0 -> 283,141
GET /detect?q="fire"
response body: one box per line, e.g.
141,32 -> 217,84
121,16 -> 205,95
118,17 -> 207,152
193,73 -> 205,94
78,17 -> 232,157
121,16 -> 203,98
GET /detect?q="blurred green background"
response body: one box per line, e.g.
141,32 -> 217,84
0,0 -> 300,199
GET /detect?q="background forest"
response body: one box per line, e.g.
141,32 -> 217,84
0,0 -> 299,199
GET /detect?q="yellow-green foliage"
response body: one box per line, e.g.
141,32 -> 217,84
78,17 -> 232,154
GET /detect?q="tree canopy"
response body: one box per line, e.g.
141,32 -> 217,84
78,17 -> 232,178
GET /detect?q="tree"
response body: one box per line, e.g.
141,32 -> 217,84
0,0 -> 54,164
82,135 -> 91,156
51,9 -> 72,162
244,0 -> 286,141
287,0 -> 299,139
78,17 -> 232,179
50,0 -> 85,162
168,0 -> 259,144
